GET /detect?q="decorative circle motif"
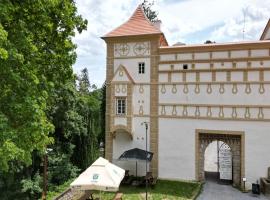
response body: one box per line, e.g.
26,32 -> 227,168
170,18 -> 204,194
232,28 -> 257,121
182,106 -> 188,116
161,105 -> 166,115
172,105 -> 177,116
117,43 -> 130,56
139,85 -> 144,94
194,84 -> 200,94
115,85 -> 120,93
183,84 -> 189,94
232,83 -> 238,94
258,107 -> 264,119
219,84 -> 225,94
259,83 -> 265,94
195,106 -> 200,117
133,42 -> 147,56
207,107 -> 212,117
121,85 -> 127,93
245,83 -> 251,94
207,84 -> 212,94
161,84 -> 166,94
172,84 -> 177,94
139,105 -> 144,115
232,107 -> 237,118
119,70 -> 124,77
219,107 -> 224,118
245,107 -> 250,119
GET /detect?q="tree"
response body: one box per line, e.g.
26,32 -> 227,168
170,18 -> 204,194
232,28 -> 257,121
0,0 -> 87,172
204,40 -> 216,44
78,68 -> 91,94
142,0 -> 159,22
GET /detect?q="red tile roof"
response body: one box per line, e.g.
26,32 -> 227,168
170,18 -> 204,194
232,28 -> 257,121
102,5 -> 162,38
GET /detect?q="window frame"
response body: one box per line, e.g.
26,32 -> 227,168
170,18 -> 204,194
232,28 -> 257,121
116,97 -> 127,115
138,62 -> 145,74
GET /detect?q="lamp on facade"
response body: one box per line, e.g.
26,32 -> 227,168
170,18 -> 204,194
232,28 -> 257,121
99,141 -> 105,158
141,122 -> 149,200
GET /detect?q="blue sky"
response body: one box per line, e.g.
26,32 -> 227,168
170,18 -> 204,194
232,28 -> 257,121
73,0 -> 270,87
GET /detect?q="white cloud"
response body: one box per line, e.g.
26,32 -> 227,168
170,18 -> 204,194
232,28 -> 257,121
210,3 -> 270,42
73,0 -> 270,87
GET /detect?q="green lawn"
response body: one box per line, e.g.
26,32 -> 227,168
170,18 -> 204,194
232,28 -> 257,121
49,179 -> 201,200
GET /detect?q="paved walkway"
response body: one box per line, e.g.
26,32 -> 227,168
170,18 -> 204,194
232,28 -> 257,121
197,180 -> 269,200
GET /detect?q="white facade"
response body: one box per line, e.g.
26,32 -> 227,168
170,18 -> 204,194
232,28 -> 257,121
103,7 -> 270,190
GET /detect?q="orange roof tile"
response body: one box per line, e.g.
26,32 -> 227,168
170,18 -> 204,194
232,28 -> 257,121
102,5 -> 162,38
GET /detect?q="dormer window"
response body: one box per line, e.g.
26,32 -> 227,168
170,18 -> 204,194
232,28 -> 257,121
138,62 -> 145,74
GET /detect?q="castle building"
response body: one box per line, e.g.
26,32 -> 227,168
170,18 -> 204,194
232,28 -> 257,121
101,5 -> 270,189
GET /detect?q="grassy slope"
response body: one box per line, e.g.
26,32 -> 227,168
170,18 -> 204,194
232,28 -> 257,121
49,179 -> 201,200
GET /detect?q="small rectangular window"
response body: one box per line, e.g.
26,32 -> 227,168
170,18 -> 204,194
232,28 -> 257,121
116,98 -> 126,115
183,64 -> 188,70
139,62 -> 145,74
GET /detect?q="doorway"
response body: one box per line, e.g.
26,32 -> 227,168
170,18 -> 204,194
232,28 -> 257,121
195,129 -> 244,187
204,141 -> 232,184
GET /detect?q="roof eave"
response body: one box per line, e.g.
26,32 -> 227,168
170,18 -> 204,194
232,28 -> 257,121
101,32 -> 163,40
260,19 -> 270,40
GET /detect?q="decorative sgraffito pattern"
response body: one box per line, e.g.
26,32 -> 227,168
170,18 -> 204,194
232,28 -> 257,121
245,83 -> 251,94
259,83 -> 265,94
115,43 -> 130,56
133,42 -> 150,56
114,42 -> 150,57
161,84 -> 166,94
172,84 -> 177,93
207,84 -> 212,94
232,83 -> 238,94
158,104 -> 270,121
139,84 -> 144,93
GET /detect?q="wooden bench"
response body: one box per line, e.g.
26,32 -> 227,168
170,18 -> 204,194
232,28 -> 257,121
113,192 -> 123,200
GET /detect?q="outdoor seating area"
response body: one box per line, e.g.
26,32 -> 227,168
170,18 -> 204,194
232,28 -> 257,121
260,167 -> 270,196
121,170 -> 157,188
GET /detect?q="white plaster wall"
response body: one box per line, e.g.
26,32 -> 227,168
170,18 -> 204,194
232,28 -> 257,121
195,63 -> 210,69
112,117 -> 150,176
114,58 -> 150,83
160,54 -> 175,61
159,64 -> 171,70
158,118 -> 270,189
114,117 -> 127,126
133,85 -> 150,115
159,84 -> 270,105
212,51 -> 228,59
177,53 -> 192,60
195,52 -> 210,60
231,50 -> 248,58
251,49 -> 269,57
159,74 -> 168,82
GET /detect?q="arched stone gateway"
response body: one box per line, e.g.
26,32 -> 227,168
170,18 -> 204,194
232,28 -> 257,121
195,129 -> 245,188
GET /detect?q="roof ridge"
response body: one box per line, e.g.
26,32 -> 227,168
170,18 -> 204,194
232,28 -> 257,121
129,4 -> 160,32
102,4 -> 162,38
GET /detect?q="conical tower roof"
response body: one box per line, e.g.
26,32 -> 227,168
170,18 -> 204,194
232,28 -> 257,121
102,5 -> 162,38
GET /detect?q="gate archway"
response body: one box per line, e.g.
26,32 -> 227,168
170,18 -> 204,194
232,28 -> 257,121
195,129 -> 245,187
